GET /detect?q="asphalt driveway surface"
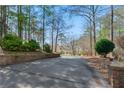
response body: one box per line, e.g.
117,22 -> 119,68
0,56 -> 110,88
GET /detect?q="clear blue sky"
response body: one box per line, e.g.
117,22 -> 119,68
63,16 -> 85,38
65,15 -> 85,39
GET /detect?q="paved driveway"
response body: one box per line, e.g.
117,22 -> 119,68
0,56 -> 110,88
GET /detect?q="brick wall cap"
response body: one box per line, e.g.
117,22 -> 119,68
0,53 -> 60,65
110,62 -> 124,70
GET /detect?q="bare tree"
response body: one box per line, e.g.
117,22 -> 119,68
67,5 -> 100,55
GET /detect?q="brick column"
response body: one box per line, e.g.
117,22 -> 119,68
109,62 -> 124,88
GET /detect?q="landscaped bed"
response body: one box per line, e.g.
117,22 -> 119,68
84,39 -> 115,81
0,34 -> 60,65
84,57 -> 112,80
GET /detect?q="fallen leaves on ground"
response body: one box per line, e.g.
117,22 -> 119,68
83,56 -> 112,80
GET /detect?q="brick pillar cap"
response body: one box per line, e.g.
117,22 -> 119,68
110,62 -> 124,70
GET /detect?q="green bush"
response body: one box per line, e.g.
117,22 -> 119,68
95,39 -> 115,57
20,42 -> 30,52
43,44 -> 52,53
1,34 -> 22,51
1,34 -> 40,52
28,39 -> 40,51
21,40 -> 40,52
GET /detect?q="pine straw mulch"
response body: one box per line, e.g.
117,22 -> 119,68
83,56 -> 113,80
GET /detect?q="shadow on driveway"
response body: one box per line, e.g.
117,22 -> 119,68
0,56 -> 111,88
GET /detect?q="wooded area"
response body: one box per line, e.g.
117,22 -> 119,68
66,5 -> 124,56
1,5 -> 124,88
0,5 -> 124,56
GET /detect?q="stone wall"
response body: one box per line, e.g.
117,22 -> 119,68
0,53 -> 60,65
109,62 -> 124,88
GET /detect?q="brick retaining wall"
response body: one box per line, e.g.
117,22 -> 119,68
109,62 -> 124,88
0,53 -> 60,65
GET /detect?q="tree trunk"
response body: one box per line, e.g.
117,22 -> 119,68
28,6 -> 31,41
89,21 -> 93,56
71,40 -> 75,55
18,5 -> 23,39
72,41 -> 75,55
2,6 -> 7,36
118,17 -> 121,37
0,6 -> 3,38
51,24 -> 54,52
110,5 -> 114,41
42,6 -> 45,50
7,6 -> 9,27
55,28 -> 59,52
92,5 -> 96,56
17,6 -> 20,38
103,54 -> 107,58
24,20 -> 27,40
3,6 -> 7,35
51,15 -> 55,52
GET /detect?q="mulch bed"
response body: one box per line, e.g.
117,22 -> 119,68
83,56 -> 112,80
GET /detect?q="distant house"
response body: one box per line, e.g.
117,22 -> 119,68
52,44 -> 62,53
52,45 -> 72,55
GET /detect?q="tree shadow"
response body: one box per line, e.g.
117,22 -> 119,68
0,57 -> 110,88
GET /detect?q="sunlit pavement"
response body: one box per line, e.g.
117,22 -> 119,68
0,56 -> 110,88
